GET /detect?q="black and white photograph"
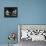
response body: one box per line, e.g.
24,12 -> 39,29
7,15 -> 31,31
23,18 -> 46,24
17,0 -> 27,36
4,7 -> 18,17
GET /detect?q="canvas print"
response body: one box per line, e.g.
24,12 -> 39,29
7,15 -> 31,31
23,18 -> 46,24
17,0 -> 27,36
4,7 -> 18,17
18,25 -> 46,41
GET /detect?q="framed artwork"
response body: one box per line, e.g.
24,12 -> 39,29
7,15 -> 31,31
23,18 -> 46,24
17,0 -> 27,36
4,7 -> 18,17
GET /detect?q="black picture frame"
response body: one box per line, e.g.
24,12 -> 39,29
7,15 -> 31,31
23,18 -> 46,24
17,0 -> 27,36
4,7 -> 18,17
